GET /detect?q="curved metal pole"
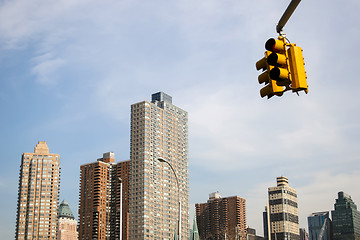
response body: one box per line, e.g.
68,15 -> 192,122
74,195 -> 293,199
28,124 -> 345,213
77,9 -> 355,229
158,158 -> 181,240
276,0 -> 301,34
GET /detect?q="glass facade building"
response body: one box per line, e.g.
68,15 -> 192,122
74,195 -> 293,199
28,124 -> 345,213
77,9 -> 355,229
331,192 -> 360,240
307,211 -> 331,240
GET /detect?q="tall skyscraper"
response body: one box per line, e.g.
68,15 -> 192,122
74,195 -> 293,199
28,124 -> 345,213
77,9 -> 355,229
78,152 -> 130,240
129,92 -> 189,240
331,191 -> 360,240
57,199 -> 78,240
15,141 -> 61,240
195,192 -> 247,240
267,176 -> 299,240
307,211 -> 331,240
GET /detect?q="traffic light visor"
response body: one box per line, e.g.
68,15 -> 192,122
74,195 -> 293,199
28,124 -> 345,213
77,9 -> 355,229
265,38 -> 285,52
256,57 -> 267,71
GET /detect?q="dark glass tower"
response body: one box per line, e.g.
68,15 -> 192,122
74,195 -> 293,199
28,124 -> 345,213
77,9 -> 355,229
331,192 -> 360,240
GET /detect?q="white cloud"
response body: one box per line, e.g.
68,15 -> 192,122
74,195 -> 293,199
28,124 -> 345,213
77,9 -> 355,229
31,53 -> 66,85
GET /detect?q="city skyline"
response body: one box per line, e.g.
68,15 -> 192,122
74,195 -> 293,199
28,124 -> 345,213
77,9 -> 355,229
1,0 -> 360,239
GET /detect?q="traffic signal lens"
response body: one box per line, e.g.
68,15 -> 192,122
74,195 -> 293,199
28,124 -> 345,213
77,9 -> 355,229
269,67 -> 289,82
265,38 -> 286,52
267,52 -> 287,67
269,67 -> 280,80
265,38 -> 276,51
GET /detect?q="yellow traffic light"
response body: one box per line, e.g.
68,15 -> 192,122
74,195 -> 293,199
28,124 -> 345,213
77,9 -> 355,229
265,38 -> 286,52
256,36 -> 308,98
266,37 -> 291,87
288,44 -> 308,93
256,51 -> 284,98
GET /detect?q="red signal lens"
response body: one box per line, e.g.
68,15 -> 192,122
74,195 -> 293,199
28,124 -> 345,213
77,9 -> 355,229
265,38 -> 276,52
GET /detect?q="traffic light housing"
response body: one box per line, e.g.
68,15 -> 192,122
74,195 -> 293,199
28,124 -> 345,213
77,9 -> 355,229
265,37 -> 291,87
256,51 -> 284,98
256,36 -> 308,98
287,44 -> 308,93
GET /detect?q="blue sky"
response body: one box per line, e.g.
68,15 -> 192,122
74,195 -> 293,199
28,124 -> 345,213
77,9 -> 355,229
1,0 -> 360,238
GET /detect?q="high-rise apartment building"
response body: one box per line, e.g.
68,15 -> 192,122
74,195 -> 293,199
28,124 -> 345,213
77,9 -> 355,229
195,192 -> 247,240
78,152 -> 130,240
113,158 -> 131,240
57,199 -> 78,240
267,176 -> 299,240
129,92 -> 189,240
15,141 -> 61,240
307,211 -> 331,240
331,191 -> 360,240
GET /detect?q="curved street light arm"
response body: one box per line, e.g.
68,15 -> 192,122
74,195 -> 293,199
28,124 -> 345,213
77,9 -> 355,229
158,157 -> 181,240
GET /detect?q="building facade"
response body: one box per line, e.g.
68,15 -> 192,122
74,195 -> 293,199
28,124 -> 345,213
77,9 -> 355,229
57,199 -> 78,240
128,92 -> 189,240
331,192 -> 360,240
307,211 -> 331,240
15,141 -> 61,240
195,192 -> 247,240
267,176 -> 299,240
78,152 -> 130,240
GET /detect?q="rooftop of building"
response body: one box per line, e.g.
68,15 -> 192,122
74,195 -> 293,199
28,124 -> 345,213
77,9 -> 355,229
309,211 -> 329,217
151,92 -> 172,104
58,199 -> 75,219
34,141 -> 49,154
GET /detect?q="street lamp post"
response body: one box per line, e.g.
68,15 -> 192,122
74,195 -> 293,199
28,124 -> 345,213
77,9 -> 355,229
158,158 -> 181,240
118,177 -> 123,240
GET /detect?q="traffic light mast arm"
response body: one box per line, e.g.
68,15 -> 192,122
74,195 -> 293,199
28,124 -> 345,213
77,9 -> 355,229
276,0 -> 301,34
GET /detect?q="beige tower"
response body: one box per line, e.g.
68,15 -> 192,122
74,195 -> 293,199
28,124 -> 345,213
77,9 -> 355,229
129,92 -> 189,240
267,176 -> 299,240
57,199 -> 78,240
15,141 -> 61,240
